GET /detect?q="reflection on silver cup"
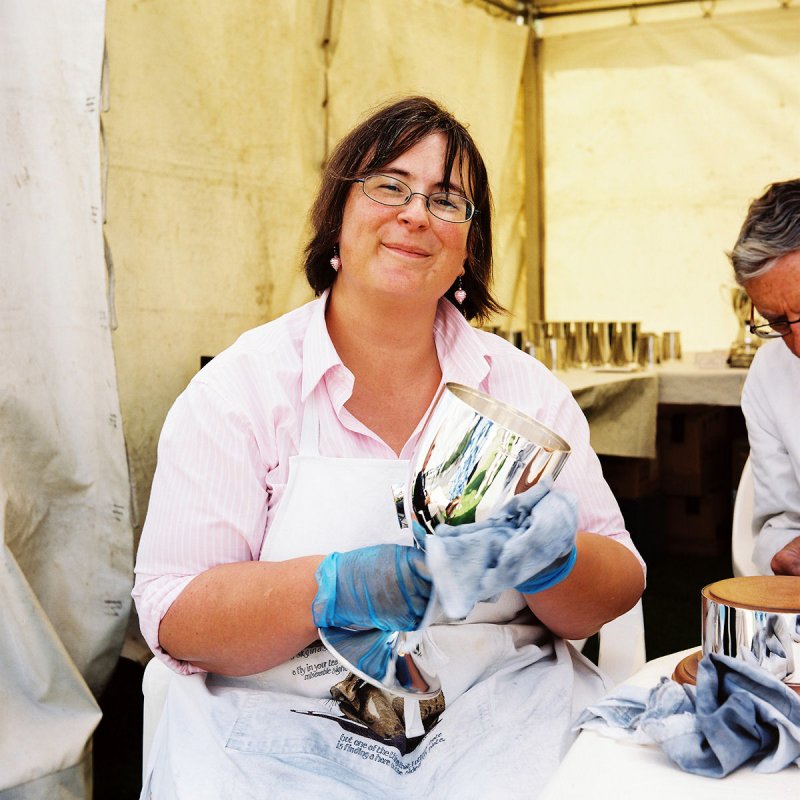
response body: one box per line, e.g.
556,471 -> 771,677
571,322 -> 591,369
612,322 -> 640,367
318,383 -> 572,698
589,322 -> 613,367
541,336 -> 568,371
408,384 -> 571,536
527,320 -> 550,349
635,332 -> 661,367
662,330 -> 682,361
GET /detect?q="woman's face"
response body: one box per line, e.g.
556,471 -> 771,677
746,250 -> 800,358
336,133 -> 471,308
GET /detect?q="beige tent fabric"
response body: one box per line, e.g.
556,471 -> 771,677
105,0 -> 531,548
104,1 -> 329,544
328,0 -> 530,323
542,6 -> 800,353
1,0 -> 127,795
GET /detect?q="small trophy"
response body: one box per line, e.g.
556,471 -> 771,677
726,284 -> 760,368
318,383 -> 571,697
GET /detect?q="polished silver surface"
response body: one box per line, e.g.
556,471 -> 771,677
635,332 -> 661,367
589,321 -> 613,367
318,383 -> 571,697
317,626 -> 442,699
570,321 -> 591,369
611,321 -> 640,367
702,590 -> 800,685
407,383 -> 571,537
661,330 -> 682,362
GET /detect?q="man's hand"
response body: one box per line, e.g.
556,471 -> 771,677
770,536 -> 800,576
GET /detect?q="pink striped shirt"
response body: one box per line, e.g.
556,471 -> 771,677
133,292 -> 645,672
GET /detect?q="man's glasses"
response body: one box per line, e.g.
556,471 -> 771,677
354,174 -> 475,223
748,303 -> 800,339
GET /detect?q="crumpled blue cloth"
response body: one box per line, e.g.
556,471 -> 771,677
424,480 -> 578,620
575,651 -> 800,777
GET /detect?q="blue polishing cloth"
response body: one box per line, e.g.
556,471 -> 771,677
425,481 -> 578,620
575,651 -> 800,777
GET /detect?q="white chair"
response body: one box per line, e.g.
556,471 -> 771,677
731,455 -> 757,577
571,598 -> 646,687
142,656 -> 174,780
596,598 -> 646,685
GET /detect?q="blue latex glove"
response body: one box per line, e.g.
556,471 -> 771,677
425,480 -> 578,619
312,544 -> 431,632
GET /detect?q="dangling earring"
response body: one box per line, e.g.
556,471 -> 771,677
454,274 -> 467,305
330,245 -> 341,272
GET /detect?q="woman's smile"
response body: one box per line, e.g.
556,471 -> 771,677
381,241 -> 432,259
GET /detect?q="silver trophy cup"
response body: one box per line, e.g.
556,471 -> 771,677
318,382 -> 571,698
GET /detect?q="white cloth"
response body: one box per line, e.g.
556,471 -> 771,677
1,0 -> 132,797
140,384 -> 609,799
134,292 -> 644,673
740,340 -> 800,574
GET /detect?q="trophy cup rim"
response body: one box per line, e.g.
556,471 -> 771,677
443,382 -> 571,456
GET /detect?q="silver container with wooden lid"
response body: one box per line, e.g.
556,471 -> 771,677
674,576 -> 800,693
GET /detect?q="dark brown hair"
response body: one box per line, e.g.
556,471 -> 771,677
303,96 -> 504,322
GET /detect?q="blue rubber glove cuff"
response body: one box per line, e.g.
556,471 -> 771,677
312,545 -> 431,631
514,544 -> 578,595
313,554 -> 342,629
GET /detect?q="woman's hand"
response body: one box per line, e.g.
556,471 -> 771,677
312,544 -> 432,631
425,481 -> 578,620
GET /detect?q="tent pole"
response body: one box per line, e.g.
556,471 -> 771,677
522,32 -> 545,323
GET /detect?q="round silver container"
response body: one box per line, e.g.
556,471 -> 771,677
702,576 -> 800,689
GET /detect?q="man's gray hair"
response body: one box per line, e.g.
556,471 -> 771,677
729,178 -> 800,285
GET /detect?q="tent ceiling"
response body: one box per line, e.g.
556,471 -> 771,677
481,0 -> 746,20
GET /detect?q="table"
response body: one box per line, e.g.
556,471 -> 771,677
558,355 -> 749,459
560,369 -> 658,459
540,648 -> 799,799
657,358 -> 748,406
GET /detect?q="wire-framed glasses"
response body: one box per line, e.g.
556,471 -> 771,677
354,174 -> 475,223
748,302 -> 800,339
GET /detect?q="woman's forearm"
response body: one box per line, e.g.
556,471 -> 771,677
524,531 -> 645,640
158,556 -> 325,676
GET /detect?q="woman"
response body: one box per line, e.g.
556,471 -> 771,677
730,178 -> 800,576
134,96 -> 645,798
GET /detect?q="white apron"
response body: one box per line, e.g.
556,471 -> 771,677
141,388 -> 608,800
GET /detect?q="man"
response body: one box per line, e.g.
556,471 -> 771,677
729,178 -> 800,576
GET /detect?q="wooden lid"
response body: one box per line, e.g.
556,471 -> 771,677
672,650 -> 702,686
702,576 -> 800,613
672,649 -> 800,695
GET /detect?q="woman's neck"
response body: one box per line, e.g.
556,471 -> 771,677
325,284 -> 440,385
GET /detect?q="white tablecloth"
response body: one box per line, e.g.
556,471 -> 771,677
540,648 -> 799,799
557,355 -> 748,458
559,369 -> 658,458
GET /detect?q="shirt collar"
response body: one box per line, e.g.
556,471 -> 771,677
300,290 -> 349,402
300,292 -> 493,402
433,299 -> 493,389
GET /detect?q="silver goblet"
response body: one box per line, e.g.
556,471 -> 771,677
318,382 -> 571,698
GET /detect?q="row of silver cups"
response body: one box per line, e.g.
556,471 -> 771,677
318,382 -> 572,698
484,322 -> 682,371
